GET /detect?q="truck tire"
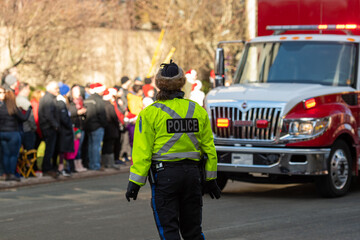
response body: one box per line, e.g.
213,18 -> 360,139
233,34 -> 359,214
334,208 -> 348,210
315,140 -> 352,198
216,172 -> 228,191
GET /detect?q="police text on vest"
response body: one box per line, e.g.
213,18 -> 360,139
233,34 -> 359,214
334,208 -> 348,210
167,118 -> 199,133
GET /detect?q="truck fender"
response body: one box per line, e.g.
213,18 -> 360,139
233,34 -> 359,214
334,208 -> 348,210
331,126 -> 359,175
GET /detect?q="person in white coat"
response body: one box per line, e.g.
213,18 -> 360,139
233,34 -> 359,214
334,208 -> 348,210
190,80 -> 205,107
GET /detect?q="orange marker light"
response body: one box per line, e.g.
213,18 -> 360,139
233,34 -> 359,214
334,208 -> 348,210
217,118 -> 229,128
304,98 -> 316,109
305,36 -> 313,40
292,36 -> 300,40
347,38 -> 355,42
280,37 -> 287,40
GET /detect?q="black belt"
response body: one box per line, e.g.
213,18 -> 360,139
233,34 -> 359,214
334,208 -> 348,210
151,159 -> 199,173
152,159 -> 199,166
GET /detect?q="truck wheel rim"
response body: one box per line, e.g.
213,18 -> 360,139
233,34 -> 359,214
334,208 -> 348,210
330,149 -> 349,190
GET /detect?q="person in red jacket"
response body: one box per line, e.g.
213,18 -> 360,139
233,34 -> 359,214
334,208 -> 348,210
30,89 -> 44,144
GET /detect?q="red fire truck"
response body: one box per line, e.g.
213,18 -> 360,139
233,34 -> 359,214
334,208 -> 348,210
207,0 -> 360,197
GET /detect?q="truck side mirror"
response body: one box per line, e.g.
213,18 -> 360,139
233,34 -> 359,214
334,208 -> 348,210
215,48 -> 225,87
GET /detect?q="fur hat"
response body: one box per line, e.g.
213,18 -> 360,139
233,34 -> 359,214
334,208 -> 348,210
155,60 -> 186,91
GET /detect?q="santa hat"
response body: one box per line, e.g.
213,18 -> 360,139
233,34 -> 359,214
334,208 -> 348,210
124,112 -> 138,123
103,88 -> 117,101
143,84 -> 154,97
155,60 -> 186,91
108,87 -> 117,96
103,89 -> 110,101
185,69 -> 197,84
143,97 -> 154,108
89,83 -> 106,94
74,127 -> 81,135
185,69 -> 197,78
210,69 -> 215,79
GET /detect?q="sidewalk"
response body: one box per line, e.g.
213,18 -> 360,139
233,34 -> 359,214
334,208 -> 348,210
0,164 -> 131,190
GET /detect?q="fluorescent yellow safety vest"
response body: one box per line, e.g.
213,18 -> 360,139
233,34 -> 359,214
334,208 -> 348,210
129,98 -> 217,186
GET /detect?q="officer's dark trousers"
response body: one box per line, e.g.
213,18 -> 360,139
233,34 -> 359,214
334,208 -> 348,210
151,162 -> 205,240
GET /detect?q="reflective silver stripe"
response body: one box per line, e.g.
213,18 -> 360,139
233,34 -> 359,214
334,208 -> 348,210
152,152 -> 201,160
206,170 -> 217,179
152,102 -> 199,158
186,102 -> 199,149
187,132 -> 199,150
185,101 -> 196,118
154,133 -> 183,156
153,103 -> 182,155
153,103 -> 181,119
129,172 -> 147,184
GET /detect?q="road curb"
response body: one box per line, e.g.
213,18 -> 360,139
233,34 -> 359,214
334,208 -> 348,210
0,165 -> 130,191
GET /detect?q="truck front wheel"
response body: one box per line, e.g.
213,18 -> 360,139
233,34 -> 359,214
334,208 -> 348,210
315,140 -> 352,197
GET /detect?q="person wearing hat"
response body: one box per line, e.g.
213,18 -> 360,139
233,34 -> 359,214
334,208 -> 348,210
119,76 -> 131,109
83,83 -> 107,170
16,82 -> 37,150
134,76 -> 143,86
68,84 -> 88,172
4,74 -> 18,93
190,80 -> 205,107
125,60 -> 221,240
101,88 -> 121,169
184,69 -> 197,99
56,83 -> 74,177
143,77 -> 157,102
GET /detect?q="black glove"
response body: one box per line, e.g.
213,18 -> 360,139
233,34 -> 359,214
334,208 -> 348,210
204,180 -> 221,199
126,181 -> 140,202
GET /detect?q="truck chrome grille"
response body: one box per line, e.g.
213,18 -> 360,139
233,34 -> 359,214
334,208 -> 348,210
210,106 -> 282,141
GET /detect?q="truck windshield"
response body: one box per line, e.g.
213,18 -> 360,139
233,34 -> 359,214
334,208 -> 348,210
235,41 -> 357,86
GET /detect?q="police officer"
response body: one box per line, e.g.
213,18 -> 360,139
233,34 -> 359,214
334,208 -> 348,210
125,60 -> 221,240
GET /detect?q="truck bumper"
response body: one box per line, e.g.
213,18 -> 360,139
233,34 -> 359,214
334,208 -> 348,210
216,146 -> 331,176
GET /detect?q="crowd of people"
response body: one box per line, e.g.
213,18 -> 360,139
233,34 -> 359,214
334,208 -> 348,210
0,68 -> 206,181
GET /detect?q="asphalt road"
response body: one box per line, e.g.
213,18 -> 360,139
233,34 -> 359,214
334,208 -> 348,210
1,172 -> 360,240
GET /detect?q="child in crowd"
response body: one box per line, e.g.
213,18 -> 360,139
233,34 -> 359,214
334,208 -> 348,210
64,128 -> 82,173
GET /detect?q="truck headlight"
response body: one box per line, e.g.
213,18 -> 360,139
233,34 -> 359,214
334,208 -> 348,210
281,117 -> 330,141
289,121 -> 313,135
